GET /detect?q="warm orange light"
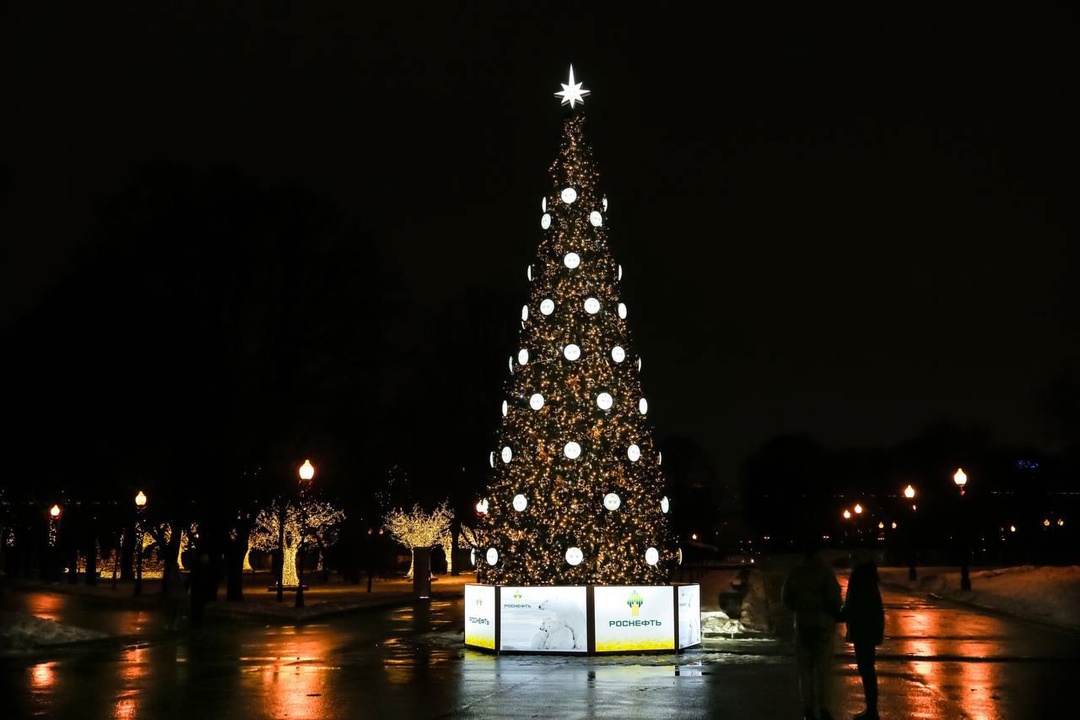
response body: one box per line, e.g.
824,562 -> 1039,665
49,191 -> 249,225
953,468 -> 967,488
299,459 -> 315,482
1044,518 -> 1051,527
878,522 -> 884,529
134,491 -> 147,508
1009,525 -> 1016,532
843,509 -> 852,519
854,504 -> 863,514
904,484 -> 915,500
691,533 -> 698,540
49,504 -> 61,519
1058,519 -> 1065,527
890,522 -> 897,529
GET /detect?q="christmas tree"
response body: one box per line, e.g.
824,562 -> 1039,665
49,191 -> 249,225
476,67 -> 675,587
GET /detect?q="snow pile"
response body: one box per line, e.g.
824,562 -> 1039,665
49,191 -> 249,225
879,565 -> 1080,630
0,611 -> 108,651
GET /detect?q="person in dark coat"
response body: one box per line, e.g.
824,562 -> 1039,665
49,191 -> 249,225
782,536 -> 843,720
840,549 -> 885,720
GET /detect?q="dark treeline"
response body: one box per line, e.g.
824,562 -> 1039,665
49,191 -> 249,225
2,162 -> 1078,591
740,422 -> 1080,566
0,163 -> 516,595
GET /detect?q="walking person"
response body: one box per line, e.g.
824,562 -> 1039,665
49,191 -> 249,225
782,535 -> 843,720
839,549 -> 885,720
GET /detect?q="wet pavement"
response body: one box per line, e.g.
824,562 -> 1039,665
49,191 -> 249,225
1,573 -> 1078,719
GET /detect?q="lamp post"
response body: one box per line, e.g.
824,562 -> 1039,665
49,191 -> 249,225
953,468 -> 971,591
295,459 -> 315,608
47,505 -> 61,582
904,484 -> 917,580
134,491 -> 147,596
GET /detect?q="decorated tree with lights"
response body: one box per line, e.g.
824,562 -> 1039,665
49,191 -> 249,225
476,67 -> 675,587
250,497 -> 346,586
382,501 -> 454,578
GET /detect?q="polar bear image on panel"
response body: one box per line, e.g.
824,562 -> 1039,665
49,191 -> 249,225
537,596 -> 588,650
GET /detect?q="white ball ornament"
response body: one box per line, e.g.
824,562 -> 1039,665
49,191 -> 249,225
603,197 -> 608,211
489,451 -> 496,468
561,187 -> 577,204
564,441 -> 582,459
639,398 -> 648,414
518,348 -> 529,365
542,197 -> 547,211
589,211 -> 602,227
512,494 -> 528,512
521,305 -> 529,322
596,392 -> 613,410
618,264 -> 623,280
661,496 -> 670,514
529,393 -> 544,410
565,547 -> 583,565
618,302 -> 627,319
540,298 -> 555,315
564,252 -> 580,269
486,548 -> 499,566
527,265 -> 533,280
541,213 -> 551,230
501,446 -> 512,463
584,297 -> 600,314
563,344 -> 580,361
603,493 -> 621,511
501,400 -> 507,417
611,346 -> 625,363
645,547 -> 659,566
677,547 -> 683,565
627,444 -> 641,462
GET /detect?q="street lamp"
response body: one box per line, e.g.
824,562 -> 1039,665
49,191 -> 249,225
904,484 -> 917,580
295,459 -> 315,608
953,468 -> 971,591
47,505 -> 61,583
134,491 -> 147,596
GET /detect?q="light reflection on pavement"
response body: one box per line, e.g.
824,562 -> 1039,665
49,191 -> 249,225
2,581 -> 1078,719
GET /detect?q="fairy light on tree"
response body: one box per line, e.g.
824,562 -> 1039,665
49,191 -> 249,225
382,501 -> 454,579
476,66 -> 675,587
250,495 -> 346,588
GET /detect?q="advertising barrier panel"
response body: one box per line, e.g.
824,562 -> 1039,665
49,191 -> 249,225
464,583 -> 700,654
499,585 -> 588,653
677,584 -> 702,649
464,584 -> 496,650
593,585 -> 675,652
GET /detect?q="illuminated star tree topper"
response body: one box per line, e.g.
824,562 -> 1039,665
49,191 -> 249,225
554,64 -> 591,108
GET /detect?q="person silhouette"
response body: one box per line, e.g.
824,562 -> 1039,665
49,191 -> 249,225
840,549 -> 885,720
782,535 -> 842,720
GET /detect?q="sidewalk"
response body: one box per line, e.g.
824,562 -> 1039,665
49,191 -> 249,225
2,572 -> 475,623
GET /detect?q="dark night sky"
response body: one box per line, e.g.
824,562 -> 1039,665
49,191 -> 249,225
2,2 -> 1076,483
